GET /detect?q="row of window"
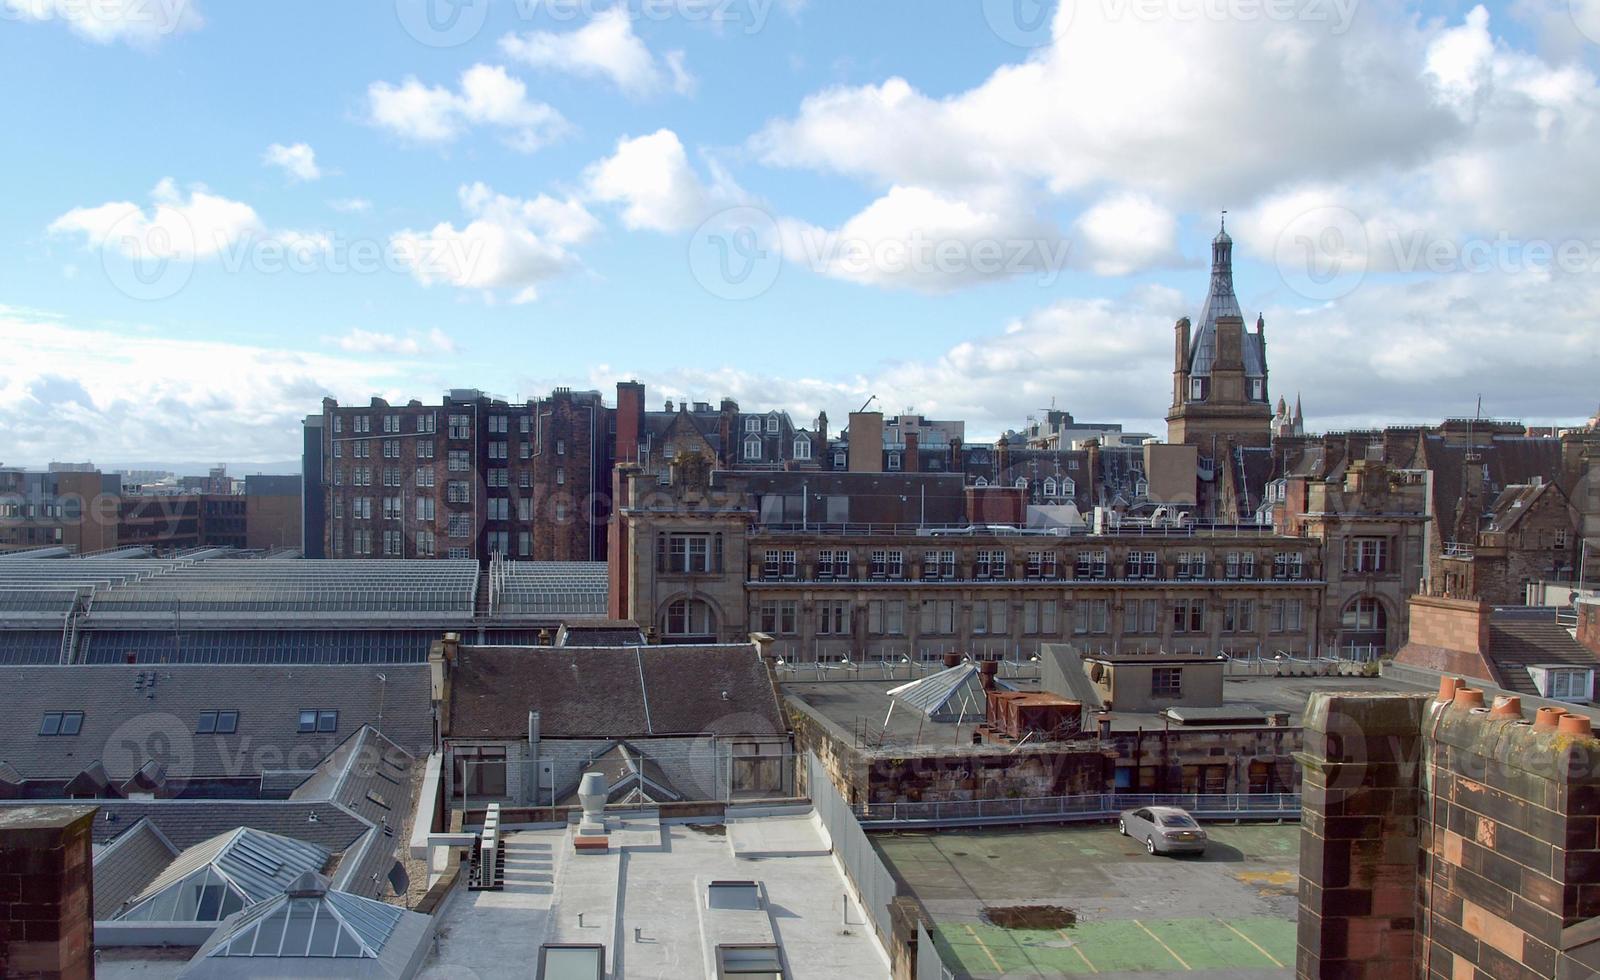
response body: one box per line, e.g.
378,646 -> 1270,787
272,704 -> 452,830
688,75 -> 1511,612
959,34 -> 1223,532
333,414 -> 438,435
757,548 -> 1309,581
751,597 -> 1306,636
40,709 -> 333,736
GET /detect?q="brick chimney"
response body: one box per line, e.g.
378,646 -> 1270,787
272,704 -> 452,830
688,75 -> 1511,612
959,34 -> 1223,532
904,430 -> 920,472
615,381 -> 644,464
1392,594 -> 1497,683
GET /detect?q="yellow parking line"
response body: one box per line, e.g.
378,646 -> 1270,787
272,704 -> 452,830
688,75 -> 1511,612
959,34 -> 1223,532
1134,920 -> 1191,971
963,924 -> 1004,974
1062,931 -> 1099,973
1220,920 -> 1283,968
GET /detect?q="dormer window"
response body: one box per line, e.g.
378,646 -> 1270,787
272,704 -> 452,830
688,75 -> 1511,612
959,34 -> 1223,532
1189,378 -> 1206,401
793,437 -> 811,460
1250,379 -> 1264,400
745,418 -> 760,433
744,435 -> 762,460
766,415 -> 779,433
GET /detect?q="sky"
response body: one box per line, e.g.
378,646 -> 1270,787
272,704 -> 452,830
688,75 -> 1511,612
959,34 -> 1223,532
2,0 -> 1599,467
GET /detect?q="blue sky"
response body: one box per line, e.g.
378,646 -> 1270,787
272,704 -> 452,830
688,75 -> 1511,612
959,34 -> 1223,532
2,0 -> 1599,466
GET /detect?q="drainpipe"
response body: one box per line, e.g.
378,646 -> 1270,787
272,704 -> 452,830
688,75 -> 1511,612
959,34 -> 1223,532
528,710 -> 540,807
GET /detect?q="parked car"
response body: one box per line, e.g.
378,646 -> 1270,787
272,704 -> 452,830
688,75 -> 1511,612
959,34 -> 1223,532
1119,806 -> 1208,855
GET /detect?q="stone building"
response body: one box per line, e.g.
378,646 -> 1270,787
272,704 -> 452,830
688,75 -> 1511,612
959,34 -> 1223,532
312,387 -> 610,562
610,452 -> 1325,658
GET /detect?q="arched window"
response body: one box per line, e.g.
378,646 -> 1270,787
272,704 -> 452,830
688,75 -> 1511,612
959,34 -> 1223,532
743,435 -> 762,460
1341,597 -> 1386,633
664,598 -> 715,639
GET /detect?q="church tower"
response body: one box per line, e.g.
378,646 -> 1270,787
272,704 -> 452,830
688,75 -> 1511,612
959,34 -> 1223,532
1166,217 -> 1273,453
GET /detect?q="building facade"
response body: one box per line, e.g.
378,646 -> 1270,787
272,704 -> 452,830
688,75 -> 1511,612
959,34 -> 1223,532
314,387 -> 611,562
611,454 -> 1325,659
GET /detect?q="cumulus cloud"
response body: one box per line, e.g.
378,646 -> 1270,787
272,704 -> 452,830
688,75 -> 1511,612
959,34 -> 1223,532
2,0 -> 202,45
49,178 -> 263,260
262,142 -> 322,182
0,308 -> 412,465
584,129 -> 729,232
366,65 -> 567,153
500,8 -> 694,97
329,197 -> 372,214
389,182 -> 598,303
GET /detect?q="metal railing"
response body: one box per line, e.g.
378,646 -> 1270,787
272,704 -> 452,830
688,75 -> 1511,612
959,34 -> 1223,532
853,792 -> 1301,828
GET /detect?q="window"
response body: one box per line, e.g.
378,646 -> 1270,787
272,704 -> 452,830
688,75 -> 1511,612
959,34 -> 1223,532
1043,477 -> 1057,496
1189,377 -> 1205,400
1273,552 -> 1305,579
1123,598 -> 1160,634
1076,549 -> 1108,580
973,599 -> 1008,635
921,550 -> 956,580
1225,552 -> 1256,579
766,415 -> 779,433
920,599 -> 955,634
353,415 -> 370,433
487,497 -> 508,521
707,882 -> 764,911
488,415 -> 507,434
419,415 -> 436,434
869,549 -> 904,579
415,467 -> 435,488
1124,550 -> 1157,579
1074,599 -> 1108,635
759,600 -> 798,635
417,438 -> 434,459
416,529 -> 435,556
353,528 -> 371,555
976,549 -> 1008,579
1025,551 -> 1058,579
448,514 -> 471,538
1543,668 -> 1592,701
1347,538 -> 1388,573
717,944 -> 784,978
1271,598 -> 1303,632
39,711 -> 83,736
1223,599 -> 1255,633
488,531 -> 508,554
665,598 -> 715,638
489,440 -> 507,460
833,451 -> 846,468
1152,668 -> 1183,699
196,711 -> 238,735
744,435 -> 762,460
383,439 -> 399,458
868,599 -> 905,635
887,452 -> 902,471
555,468 -> 565,485
662,533 -> 715,573
1176,551 -> 1208,579
817,600 -> 851,635
448,414 -> 472,439
520,416 -> 532,434
332,416 -> 342,434
416,497 -> 435,521
793,437 -> 811,460
1556,529 -> 1570,549
1342,597 -> 1386,633
1250,378 -> 1265,400
447,481 -> 470,503
298,710 -> 337,733
817,549 -> 851,579
1023,599 -> 1057,634
448,450 -> 470,472
1173,598 -> 1206,633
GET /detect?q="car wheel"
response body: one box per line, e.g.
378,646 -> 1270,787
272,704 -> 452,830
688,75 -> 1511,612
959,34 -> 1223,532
1118,820 -> 1127,836
1145,837 -> 1156,855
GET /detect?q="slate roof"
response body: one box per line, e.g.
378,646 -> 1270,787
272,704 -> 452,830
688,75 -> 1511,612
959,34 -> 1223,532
92,817 -> 179,919
1486,613 -> 1600,697
0,799 -> 370,850
555,620 -> 646,647
448,644 -> 786,739
0,663 -> 431,783
554,740 -> 682,806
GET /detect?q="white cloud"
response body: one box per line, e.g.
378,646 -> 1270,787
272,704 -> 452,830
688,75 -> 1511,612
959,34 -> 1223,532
585,129 -> 724,232
389,182 -> 598,302
366,64 -> 567,153
49,178 -> 262,261
332,327 -> 457,356
777,186 -> 1070,292
2,0 -> 202,45
329,197 -> 372,214
500,8 -> 694,97
1070,194 -> 1181,277
263,142 -> 322,182
0,308 -> 410,465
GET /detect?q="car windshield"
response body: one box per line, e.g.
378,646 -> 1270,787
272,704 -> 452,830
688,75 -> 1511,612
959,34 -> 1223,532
1160,814 -> 1198,828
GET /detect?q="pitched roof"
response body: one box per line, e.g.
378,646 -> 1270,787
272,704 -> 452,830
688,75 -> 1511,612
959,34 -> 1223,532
92,817 -> 179,919
118,827 -> 331,921
1486,614 -> 1600,697
448,644 -> 786,739
0,664 -> 431,783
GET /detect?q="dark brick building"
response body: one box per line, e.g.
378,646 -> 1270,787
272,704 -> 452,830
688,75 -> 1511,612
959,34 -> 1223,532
314,388 -> 611,562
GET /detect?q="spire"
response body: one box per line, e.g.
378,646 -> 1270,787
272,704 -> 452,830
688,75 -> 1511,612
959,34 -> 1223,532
1294,395 -> 1303,425
1189,210 -> 1245,377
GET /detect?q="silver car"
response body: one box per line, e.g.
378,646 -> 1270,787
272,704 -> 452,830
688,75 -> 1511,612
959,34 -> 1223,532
1119,805 -> 1208,855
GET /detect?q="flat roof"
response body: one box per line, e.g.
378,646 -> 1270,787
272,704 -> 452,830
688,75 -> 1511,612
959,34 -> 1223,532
416,813 -> 886,979
875,822 -> 1301,978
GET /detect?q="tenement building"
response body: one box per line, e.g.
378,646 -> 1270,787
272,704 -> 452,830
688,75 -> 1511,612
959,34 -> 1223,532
311,387 -> 610,562
609,453 -> 1324,658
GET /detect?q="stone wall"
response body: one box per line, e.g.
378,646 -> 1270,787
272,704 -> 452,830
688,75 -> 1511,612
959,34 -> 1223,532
0,806 -> 95,980
1297,689 -> 1600,980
